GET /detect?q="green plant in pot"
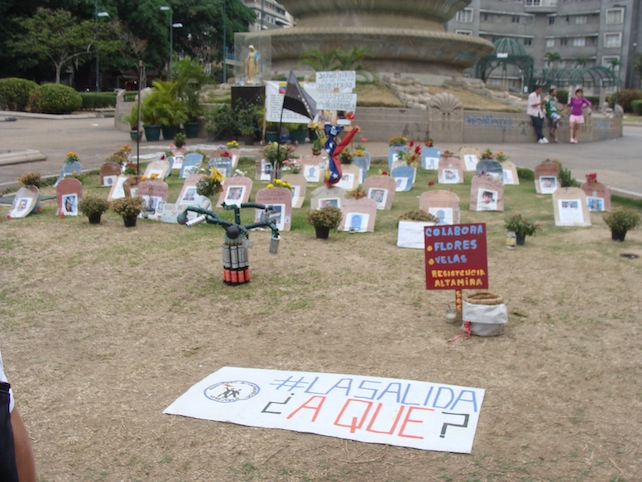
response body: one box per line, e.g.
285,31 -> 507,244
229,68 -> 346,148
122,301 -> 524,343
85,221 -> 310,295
285,123 -> 307,145
79,195 -> 109,225
306,206 -> 342,239
505,213 -> 540,245
111,196 -> 144,228
124,104 -> 142,141
603,207 -> 641,242
174,132 -> 186,149
172,57 -> 208,138
141,80 -> 188,142
312,138 -> 323,155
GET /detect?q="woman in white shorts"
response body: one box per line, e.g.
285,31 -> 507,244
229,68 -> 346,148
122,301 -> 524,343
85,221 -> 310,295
567,88 -> 592,144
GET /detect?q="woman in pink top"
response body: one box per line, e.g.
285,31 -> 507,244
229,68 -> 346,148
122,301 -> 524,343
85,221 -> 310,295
567,88 -> 591,144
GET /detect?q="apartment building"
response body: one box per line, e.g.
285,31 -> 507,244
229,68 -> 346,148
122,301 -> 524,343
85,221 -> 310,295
242,0 -> 292,31
446,0 -> 640,90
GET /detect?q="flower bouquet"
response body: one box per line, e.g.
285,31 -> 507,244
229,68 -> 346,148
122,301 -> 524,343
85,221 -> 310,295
196,167 -> 225,197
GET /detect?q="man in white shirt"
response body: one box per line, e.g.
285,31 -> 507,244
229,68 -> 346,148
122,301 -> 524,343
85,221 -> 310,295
527,85 -> 548,144
0,350 -> 36,481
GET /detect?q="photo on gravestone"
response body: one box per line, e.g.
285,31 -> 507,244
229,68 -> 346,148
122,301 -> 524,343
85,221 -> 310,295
105,175 -> 117,186
442,169 -> 459,184
224,186 -> 245,206
264,204 -> 284,230
345,213 -> 369,233
10,197 -> 31,218
62,193 -> 78,216
558,199 -> 584,225
368,188 -> 388,210
395,177 -> 409,191
540,176 -> 558,194
429,207 -> 454,225
319,198 -> 339,208
181,187 -> 197,203
142,195 -> 163,213
587,196 -> 604,212
476,190 -> 498,211
463,154 -> 478,171
304,164 -> 320,182
336,173 -> 355,190
261,160 -> 272,181
502,169 -> 514,184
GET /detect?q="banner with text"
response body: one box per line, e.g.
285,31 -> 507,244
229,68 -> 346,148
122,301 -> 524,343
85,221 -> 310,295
424,223 -> 489,290
164,366 -> 485,453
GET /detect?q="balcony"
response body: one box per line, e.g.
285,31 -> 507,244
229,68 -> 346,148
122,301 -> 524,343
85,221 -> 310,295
525,0 -> 558,13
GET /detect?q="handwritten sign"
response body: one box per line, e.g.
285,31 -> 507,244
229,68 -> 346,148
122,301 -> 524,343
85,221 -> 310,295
424,224 -> 488,290
164,366 -> 485,453
315,71 -> 356,91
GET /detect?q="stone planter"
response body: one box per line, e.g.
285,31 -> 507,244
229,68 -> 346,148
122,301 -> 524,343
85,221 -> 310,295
143,124 -> 161,142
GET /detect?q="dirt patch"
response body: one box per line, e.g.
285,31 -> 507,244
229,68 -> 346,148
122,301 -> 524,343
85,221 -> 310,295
1,188 -> 641,481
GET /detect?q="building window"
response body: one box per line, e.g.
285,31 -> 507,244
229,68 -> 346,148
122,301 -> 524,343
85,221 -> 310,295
482,13 -> 489,21
456,30 -> 472,36
573,37 -> 585,47
548,17 -> 555,25
456,8 -> 473,23
575,15 -> 587,25
524,38 -> 532,46
605,33 -> 622,49
512,16 -> 520,23
560,38 -> 568,46
606,9 -> 624,24
546,39 -> 555,48
602,56 -> 620,70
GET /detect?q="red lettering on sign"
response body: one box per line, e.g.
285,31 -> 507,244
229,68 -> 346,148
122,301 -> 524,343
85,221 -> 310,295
334,399 -> 373,433
398,406 -> 434,440
287,395 -> 326,422
366,403 -> 406,435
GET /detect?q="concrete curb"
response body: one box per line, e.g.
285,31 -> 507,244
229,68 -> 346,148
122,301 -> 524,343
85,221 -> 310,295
0,150 -> 46,166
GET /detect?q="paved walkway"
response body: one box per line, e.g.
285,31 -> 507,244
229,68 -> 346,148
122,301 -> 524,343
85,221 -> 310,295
1,112 -> 641,198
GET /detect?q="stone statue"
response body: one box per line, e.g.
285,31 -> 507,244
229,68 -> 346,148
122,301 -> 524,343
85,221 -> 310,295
245,45 -> 260,84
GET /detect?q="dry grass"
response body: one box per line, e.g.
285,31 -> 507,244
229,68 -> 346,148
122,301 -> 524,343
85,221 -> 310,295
1,165 -> 641,481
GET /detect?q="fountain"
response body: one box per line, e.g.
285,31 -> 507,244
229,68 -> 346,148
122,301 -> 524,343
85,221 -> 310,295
242,0 -> 494,80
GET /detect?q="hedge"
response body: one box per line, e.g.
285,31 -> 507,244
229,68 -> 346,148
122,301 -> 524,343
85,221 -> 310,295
631,99 -> 642,116
30,84 -> 82,114
80,92 -> 117,110
0,77 -> 39,111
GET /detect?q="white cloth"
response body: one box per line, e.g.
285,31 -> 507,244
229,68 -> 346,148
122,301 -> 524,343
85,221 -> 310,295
0,350 -> 14,412
527,91 -> 545,118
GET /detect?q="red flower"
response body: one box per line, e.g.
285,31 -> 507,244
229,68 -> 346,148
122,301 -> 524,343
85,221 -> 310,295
360,137 -> 367,143
428,181 -> 435,186
414,145 -> 422,154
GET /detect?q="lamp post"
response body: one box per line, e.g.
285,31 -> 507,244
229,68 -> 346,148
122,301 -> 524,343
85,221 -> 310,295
94,0 -> 109,92
160,7 -> 182,79
223,0 -> 227,83
613,3 -> 627,108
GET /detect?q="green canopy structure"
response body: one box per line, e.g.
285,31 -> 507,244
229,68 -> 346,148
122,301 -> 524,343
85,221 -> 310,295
474,38 -> 534,89
535,66 -> 616,88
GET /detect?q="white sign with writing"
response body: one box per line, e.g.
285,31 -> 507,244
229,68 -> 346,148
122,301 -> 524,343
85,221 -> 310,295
164,366 -> 485,453
315,71 -> 356,91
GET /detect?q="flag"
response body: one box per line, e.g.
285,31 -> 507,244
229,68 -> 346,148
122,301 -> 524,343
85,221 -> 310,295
325,125 -> 360,186
282,71 -> 317,120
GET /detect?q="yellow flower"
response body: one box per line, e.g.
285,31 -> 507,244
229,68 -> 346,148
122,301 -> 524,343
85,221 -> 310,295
150,173 -> 159,179
267,183 -> 274,188
275,179 -> 282,185
141,176 -> 148,181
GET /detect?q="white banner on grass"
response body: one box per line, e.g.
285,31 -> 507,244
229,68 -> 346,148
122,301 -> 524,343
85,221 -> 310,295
164,366 -> 485,453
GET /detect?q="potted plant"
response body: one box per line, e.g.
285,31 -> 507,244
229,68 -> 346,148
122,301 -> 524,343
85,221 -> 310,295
174,132 -> 186,149
311,138 -> 324,155
17,172 -> 42,188
306,206 -> 342,239
172,57 -> 208,138
124,104 -> 142,141
388,136 -> 407,146
603,207 -> 641,241
286,123 -> 307,145
79,195 -> 109,224
196,167 -> 225,198
141,80 -> 188,142
505,213 -> 540,245
111,196 -> 144,228
263,142 -> 297,181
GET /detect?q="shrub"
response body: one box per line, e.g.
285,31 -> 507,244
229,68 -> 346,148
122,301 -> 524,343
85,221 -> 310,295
79,92 -> 116,110
203,103 -> 238,139
79,195 -> 110,217
556,89 -> 569,105
30,84 -> 82,114
631,99 -> 642,116
0,78 -> 39,111
398,210 -> 438,224
306,206 -> 342,229
608,89 -> 642,112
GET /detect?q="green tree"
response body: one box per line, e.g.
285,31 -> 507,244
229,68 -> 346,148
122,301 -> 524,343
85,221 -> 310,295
301,47 -> 372,73
544,52 -> 562,69
10,7 -> 118,84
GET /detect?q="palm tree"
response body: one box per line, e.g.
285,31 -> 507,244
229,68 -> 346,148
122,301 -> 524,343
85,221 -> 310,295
545,52 -> 562,69
574,57 -> 589,68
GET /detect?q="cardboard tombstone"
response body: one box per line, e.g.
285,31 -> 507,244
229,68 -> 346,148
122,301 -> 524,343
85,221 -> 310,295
122,176 -> 142,198
143,159 -> 171,180
310,185 -> 347,210
216,176 -> 253,207
534,160 -> 560,194
388,145 -> 407,170
339,198 -> 377,233
553,188 -> 592,227
364,175 -> 397,210
100,162 -> 121,187
256,159 -> 273,181
137,180 -> 169,217
470,175 -> 504,212
55,161 -> 82,186
336,164 -> 360,191
170,154 -> 184,171
177,173 -> 203,206
397,220 -> 436,249
209,157 -> 233,178
180,152 -> 204,178
226,148 -> 240,168
392,165 -> 416,192
108,174 -> 131,200
353,157 -> 369,184
476,160 -> 503,182
419,190 -> 461,225
438,157 -> 464,184
422,146 -> 441,170
8,186 -> 39,219
501,160 -> 520,185
282,174 -> 307,209
254,187 -> 293,231
459,148 -> 480,171
300,155 -> 325,183
581,179 -> 611,212
56,178 -> 83,216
